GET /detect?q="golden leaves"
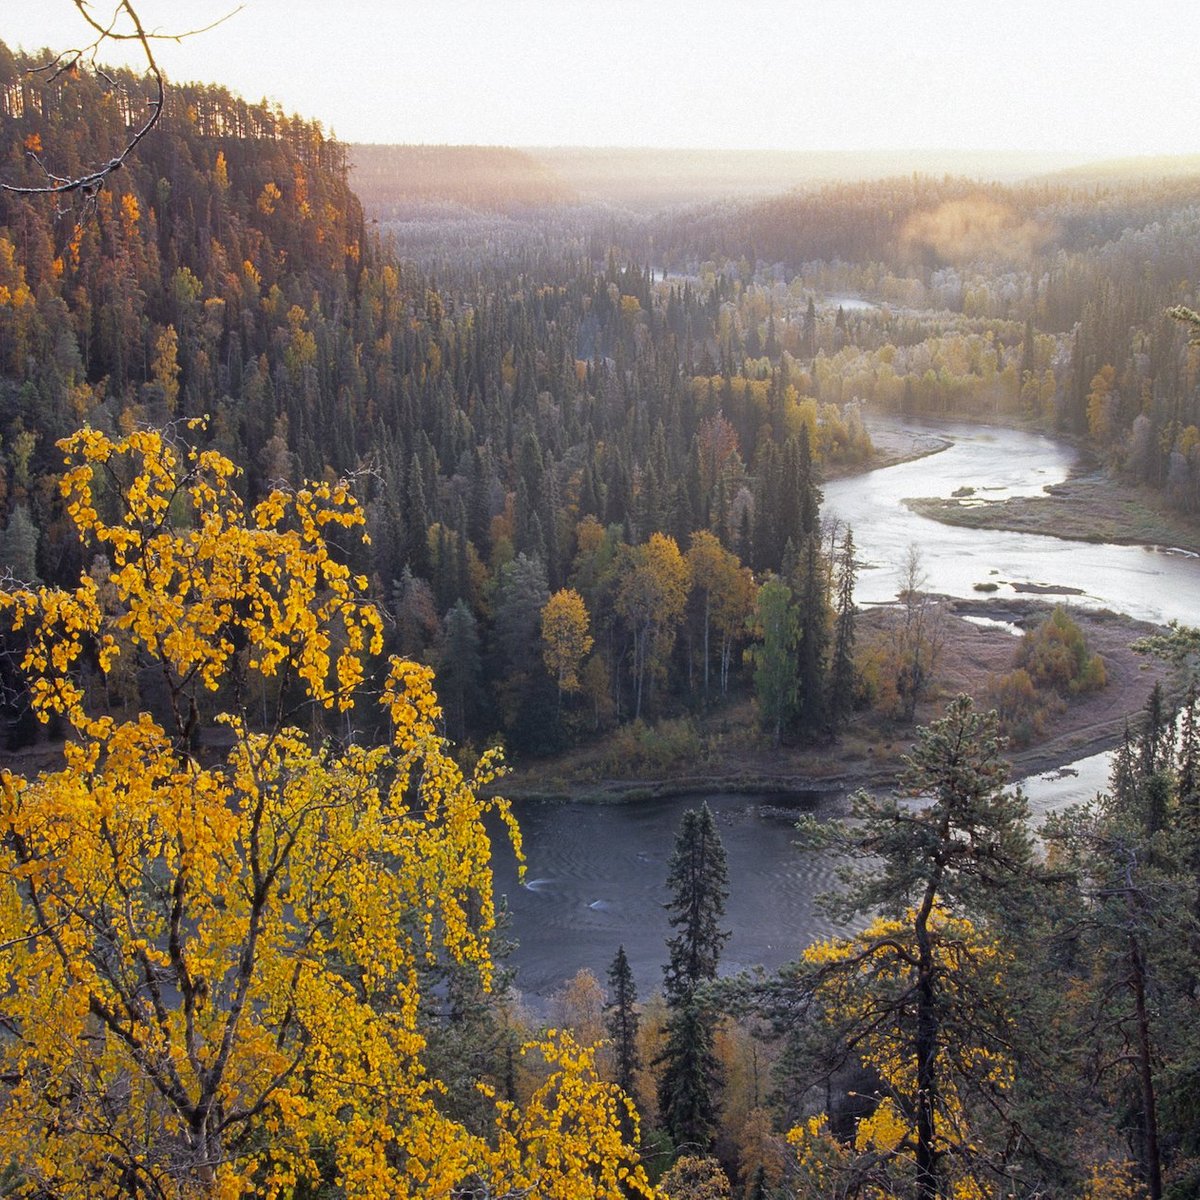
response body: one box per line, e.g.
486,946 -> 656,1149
0,423 -> 646,1196
789,909 -> 1014,1197
478,1033 -> 654,1200
541,587 -> 594,693
8,427 -> 386,725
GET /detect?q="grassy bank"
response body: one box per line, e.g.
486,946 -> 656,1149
906,469 -> 1200,555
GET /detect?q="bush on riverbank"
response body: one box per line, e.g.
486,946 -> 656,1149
1018,607 -> 1107,696
987,607 -> 1106,745
596,717 -> 707,777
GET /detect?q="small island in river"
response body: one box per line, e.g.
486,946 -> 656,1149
907,465 -> 1200,556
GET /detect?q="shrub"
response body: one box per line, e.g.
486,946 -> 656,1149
986,667 -> 1050,747
598,717 -> 704,776
987,608 -> 1105,745
1016,607 -> 1106,697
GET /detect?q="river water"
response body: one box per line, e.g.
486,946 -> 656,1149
824,420 -> 1200,626
492,423 -> 1200,1005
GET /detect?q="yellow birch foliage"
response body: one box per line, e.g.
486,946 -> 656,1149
0,427 -> 652,1199
541,587 -> 594,694
616,532 -> 690,704
788,909 -> 1013,1200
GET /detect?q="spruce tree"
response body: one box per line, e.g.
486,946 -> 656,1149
796,425 -> 822,540
803,296 -> 817,359
751,441 -> 780,572
658,803 -> 730,1153
791,534 -> 828,739
404,453 -> 430,579
0,503 -> 40,584
826,526 -> 857,735
656,1000 -> 722,1156
663,803 -> 730,1006
1043,703 -> 1200,1200
437,600 -> 482,743
605,946 -> 640,1096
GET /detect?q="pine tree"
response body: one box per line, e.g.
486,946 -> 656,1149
786,697 -> 1037,1200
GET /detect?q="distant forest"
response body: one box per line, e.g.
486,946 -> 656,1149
3,41 -> 1200,762
7,38 -> 1200,1200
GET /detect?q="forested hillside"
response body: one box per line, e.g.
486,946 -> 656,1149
647,174 -> 1200,504
4,34 -> 1200,1200
0,41 -> 875,759
6,38 -> 1200,776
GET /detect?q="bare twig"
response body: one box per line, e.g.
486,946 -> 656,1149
1,1 -> 243,209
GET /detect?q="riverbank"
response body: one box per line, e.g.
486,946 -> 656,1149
823,423 -> 951,481
906,468 -> 1200,556
503,600 -> 1177,804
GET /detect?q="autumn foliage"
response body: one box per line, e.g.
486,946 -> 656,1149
788,909 -> 1015,1199
0,427 -> 650,1198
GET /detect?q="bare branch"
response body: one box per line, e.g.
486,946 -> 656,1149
1,1 -> 242,209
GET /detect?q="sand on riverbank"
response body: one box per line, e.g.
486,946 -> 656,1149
906,469 -> 1200,556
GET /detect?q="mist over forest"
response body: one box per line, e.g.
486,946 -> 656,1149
2,27 -> 1200,1198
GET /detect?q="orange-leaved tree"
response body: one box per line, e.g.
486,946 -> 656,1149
0,426 -> 651,1198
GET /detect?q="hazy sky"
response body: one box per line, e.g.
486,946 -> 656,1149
3,1 -> 1194,156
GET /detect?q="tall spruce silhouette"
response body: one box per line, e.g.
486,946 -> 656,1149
658,802 -> 730,1152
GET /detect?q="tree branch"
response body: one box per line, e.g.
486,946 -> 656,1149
1,1 -> 242,207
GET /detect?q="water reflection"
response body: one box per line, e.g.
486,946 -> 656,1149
825,421 -> 1200,626
490,791 -> 844,1005
492,758 -> 1112,1007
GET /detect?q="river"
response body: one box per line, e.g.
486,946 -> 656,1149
491,423 -> 1200,1005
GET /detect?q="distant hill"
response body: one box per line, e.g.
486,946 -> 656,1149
348,144 -> 575,214
1038,154 -> 1200,185
528,147 -> 1094,209
348,145 -> 1096,216
646,171 -> 1200,277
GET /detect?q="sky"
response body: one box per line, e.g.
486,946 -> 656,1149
2,1 -> 1195,157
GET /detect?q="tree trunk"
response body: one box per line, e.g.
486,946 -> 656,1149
1130,932 -> 1163,1200
914,906 -> 940,1200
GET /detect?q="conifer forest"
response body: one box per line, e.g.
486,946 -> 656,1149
2,9 -> 1200,1197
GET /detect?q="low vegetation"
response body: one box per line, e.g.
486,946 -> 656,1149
987,606 -> 1106,744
